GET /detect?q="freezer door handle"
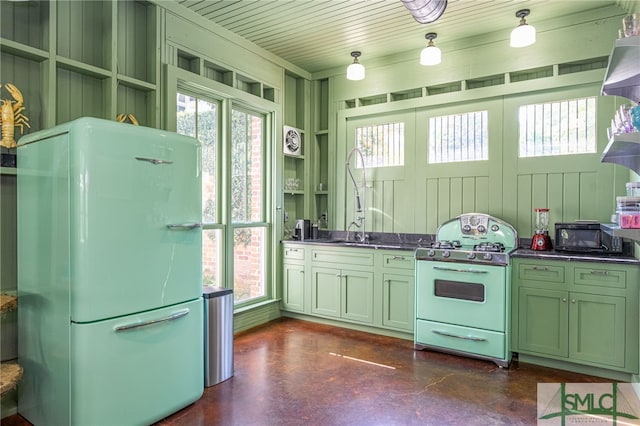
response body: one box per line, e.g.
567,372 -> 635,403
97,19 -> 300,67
114,308 -> 190,332
166,223 -> 202,230
135,156 -> 174,165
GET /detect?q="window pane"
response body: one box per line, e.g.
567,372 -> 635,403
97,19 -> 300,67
355,122 -> 404,168
176,94 -> 218,223
203,229 -> 222,287
198,100 -> 217,223
233,226 -> 266,303
518,97 -> 597,157
428,111 -> 488,163
231,109 -> 263,223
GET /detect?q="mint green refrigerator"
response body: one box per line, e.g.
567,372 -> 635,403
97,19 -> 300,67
17,118 -> 204,425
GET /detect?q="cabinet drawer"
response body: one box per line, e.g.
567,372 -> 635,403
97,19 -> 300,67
283,246 -> 305,261
311,249 -> 374,266
415,319 -> 506,360
517,263 -> 565,283
382,253 -> 415,270
574,267 -> 626,289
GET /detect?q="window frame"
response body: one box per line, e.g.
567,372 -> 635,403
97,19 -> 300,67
168,66 -> 276,310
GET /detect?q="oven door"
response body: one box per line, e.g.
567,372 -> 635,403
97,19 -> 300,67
416,260 -> 507,332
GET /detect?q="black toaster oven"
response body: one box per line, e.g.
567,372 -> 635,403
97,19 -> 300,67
554,222 -> 623,254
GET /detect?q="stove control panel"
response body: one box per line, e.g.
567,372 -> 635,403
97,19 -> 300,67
459,214 -> 490,236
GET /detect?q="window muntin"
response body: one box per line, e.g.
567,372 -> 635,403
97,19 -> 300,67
518,97 -> 597,157
354,122 -> 405,168
428,111 -> 489,164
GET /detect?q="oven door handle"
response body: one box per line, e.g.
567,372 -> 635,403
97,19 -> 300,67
432,329 -> 487,342
432,266 -> 488,274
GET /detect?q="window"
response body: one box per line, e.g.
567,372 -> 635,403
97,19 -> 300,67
354,122 -> 404,168
428,111 -> 489,163
518,97 -> 597,157
177,93 -> 271,305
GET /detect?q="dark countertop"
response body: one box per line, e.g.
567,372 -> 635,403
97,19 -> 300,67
511,248 -> 640,265
282,231 -> 435,251
283,231 -> 640,263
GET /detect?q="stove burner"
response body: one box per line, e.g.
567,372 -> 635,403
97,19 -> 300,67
431,240 -> 462,250
473,242 -> 505,253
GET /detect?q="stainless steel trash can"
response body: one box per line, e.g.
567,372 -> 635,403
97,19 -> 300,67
203,286 -> 234,387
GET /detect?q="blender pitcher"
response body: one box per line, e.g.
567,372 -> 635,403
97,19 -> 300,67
531,208 -> 552,251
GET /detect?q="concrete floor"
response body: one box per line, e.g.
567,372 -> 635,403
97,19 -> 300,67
4,317 -> 613,425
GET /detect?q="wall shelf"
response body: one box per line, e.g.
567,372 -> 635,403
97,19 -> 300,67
601,35 -> 640,102
601,132 -> 640,175
601,223 -> 640,242
600,36 -> 640,176
0,38 -> 48,62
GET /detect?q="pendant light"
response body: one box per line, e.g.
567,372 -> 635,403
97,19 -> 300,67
510,9 -> 536,48
346,51 -> 365,81
420,33 -> 441,66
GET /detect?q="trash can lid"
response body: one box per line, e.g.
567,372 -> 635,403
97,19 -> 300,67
203,285 -> 234,298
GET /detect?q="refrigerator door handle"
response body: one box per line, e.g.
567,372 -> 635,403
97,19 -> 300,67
135,156 -> 174,165
166,223 -> 202,230
114,308 -> 190,332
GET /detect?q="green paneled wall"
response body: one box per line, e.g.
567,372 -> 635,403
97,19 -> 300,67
331,13 -> 631,237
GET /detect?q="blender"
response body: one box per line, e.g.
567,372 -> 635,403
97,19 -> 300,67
531,208 -> 552,251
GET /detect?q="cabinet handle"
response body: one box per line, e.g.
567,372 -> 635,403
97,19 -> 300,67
571,299 -> 576,304
532,266 -> 549,271
562,298 -> 567,303
391,256 -> 405,260
299,270 -> 304,274
336,273 -> 342,278
589,270 -> 608,276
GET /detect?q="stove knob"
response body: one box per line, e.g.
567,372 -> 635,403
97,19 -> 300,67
442,250 -> 450,258
491,224 -> 499,232
462,225 -> 471,232
428,249 -> 436,257
467,252 -> 476,260
477,225 -> 486,233
482,253 -> 493,261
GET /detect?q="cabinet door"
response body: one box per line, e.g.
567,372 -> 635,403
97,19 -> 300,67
311,267 -> 341,318
569,292 -> 626,368
382,273 -> 414,331
282,263 -> 305,312
518,287 -> 568,357
341,269 -> 375,324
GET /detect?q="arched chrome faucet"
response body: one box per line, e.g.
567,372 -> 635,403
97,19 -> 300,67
346,147 -> 368,243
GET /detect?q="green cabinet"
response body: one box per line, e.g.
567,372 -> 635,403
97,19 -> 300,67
280,242 -> 415,335
517,287 -> 568,357
381,253 -> 415,332
569,292 -> 626,368
282,263 -> 305,312
512,258 -> 639,374
311,248 -> 375,324
282,244 -> 306,313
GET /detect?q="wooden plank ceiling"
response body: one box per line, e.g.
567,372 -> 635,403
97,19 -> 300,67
174,0 -> 625,74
